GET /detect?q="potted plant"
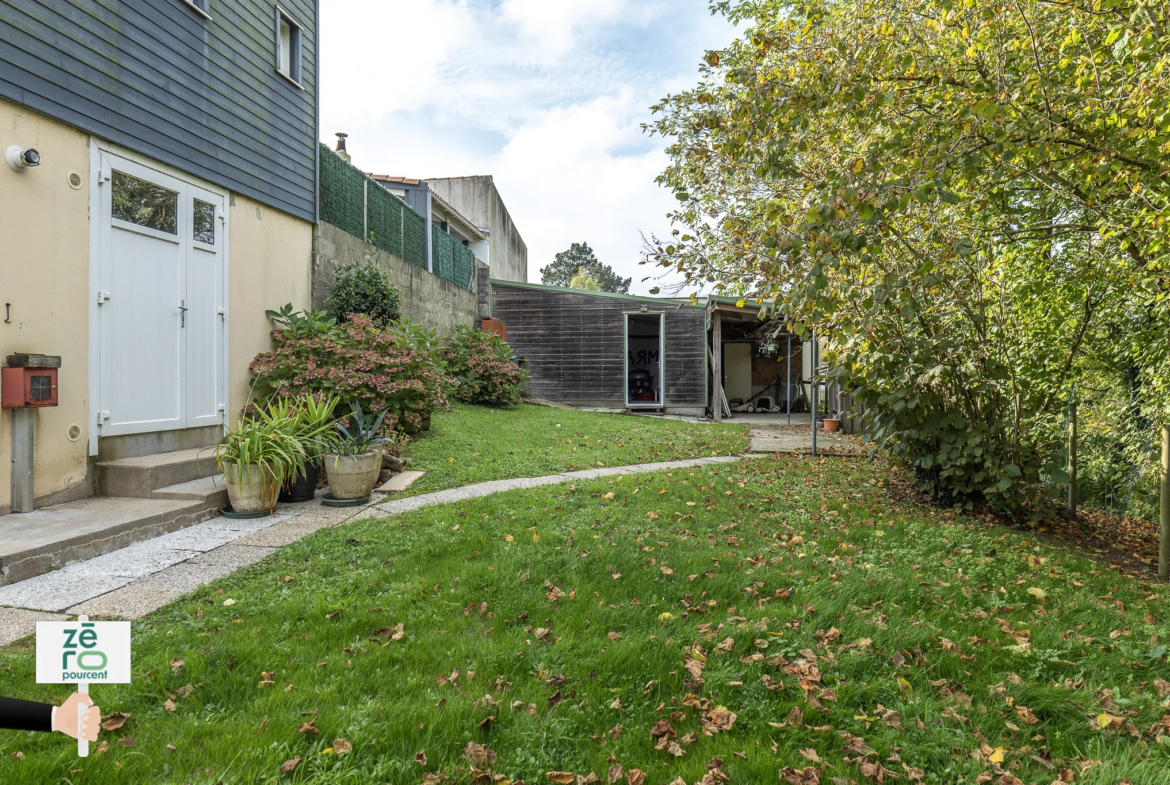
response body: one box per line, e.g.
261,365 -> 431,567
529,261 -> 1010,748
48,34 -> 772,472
823,417 -> 841,433
326,402 -> 390,502
270,394 -> 340,503
214,416 -> 306,515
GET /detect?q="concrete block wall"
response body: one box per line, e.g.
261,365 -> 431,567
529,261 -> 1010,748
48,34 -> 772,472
312,221 -> 478,337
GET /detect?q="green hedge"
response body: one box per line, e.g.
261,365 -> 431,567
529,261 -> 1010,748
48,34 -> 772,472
403,208 -> 427,268
318,144 -> 472,288
432,225 -> 455,283
366,181 -> 404,257
318,144 -> 365,238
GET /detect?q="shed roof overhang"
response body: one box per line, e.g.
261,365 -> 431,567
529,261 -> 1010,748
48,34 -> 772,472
489,279 -> 702,309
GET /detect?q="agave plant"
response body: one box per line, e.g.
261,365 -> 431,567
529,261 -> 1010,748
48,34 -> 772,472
333,401 -> 392,456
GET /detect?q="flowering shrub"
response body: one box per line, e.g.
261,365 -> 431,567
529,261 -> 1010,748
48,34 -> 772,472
250,314 -> 447,433
440,326 -> 527,406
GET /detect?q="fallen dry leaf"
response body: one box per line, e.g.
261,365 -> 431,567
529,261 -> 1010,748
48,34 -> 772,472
413,750 -> 427,766
101,712 -> 130,731
169,659 -> 185,673
279,757 -> 303,774
546,773 -> 575,784
334,739 -> 352,755
163,699 -> 176,713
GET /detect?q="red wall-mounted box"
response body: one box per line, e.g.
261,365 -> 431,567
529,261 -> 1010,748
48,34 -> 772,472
2,366 -> 59,408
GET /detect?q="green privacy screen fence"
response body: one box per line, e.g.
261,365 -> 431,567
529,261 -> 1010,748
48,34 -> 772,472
431,226 -> 476,290
318,144 -> 473,289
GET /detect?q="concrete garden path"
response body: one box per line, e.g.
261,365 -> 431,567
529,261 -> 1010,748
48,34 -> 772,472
0,455 -> 742,646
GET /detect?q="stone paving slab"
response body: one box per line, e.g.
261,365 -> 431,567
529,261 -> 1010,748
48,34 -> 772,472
76,542 -> 203,580
68,585 -> 184,620
134,562 -> 240,593
0,607 -> 68,647
234,518 -> 335,548
0,570 -> 135,613
378,470 -> 425,493
190,543 -> 277,569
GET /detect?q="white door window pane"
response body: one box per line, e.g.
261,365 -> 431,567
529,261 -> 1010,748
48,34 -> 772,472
111,171 -> 178,234
193,199 -> 215,245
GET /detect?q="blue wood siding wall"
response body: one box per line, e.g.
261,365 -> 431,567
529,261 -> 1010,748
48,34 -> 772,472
0,0 -> 318,222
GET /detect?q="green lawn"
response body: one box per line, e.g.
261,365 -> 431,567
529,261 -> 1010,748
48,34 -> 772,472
401,403 -> 750,494
2,455 -> 1168,783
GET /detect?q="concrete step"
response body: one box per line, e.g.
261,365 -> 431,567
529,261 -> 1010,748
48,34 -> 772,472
151,476 -> 229,507
0,496 -> 221,587
96,448 -> 220,498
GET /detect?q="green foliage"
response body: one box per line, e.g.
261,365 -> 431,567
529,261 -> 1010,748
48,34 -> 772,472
317,145 -> 366,238
250,312 -> 447,433
647,0 -> 1170,515
439,326 -> 527,406
325,256 -> 402,328
333,401 -> 392,456
365,181 -> 405,258
569,266 -> 602,291
213,412 -> 307,493
264,304 -> 337,337
541,242 -> 631,293
5,456 -> 1166,781
259,393 -> 341,462
403,403 -> 748,494
403,207 -> 427,268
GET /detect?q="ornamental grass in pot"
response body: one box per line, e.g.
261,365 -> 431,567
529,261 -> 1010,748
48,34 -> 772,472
266,394 -> 341,503
326,403 -> 391,501
214,416 -> 307,514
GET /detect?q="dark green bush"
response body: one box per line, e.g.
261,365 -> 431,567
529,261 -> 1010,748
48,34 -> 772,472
325,256 -> 401,328
440,326 -> 526,406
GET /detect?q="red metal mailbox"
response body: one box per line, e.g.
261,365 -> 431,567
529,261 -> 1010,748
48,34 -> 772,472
2,354 -> 61,408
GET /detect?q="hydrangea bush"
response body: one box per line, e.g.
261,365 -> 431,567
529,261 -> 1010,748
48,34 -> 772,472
440,326 -> 527,406
250,314 -> 446,433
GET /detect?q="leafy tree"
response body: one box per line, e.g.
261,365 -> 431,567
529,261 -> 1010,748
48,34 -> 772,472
542,243 -> 631,293
569,267 -> 602,291
646,0 -> 1169,515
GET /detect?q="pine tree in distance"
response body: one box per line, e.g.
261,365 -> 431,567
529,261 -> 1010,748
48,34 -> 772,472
541,242 -> 631,294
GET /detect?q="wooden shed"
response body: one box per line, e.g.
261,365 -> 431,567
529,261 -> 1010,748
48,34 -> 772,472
489,281 -> 708,414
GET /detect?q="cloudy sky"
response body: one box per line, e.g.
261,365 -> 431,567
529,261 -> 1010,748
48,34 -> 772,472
319,0 -> 737,294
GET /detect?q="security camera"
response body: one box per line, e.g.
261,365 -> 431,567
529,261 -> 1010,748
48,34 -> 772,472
6,146 -> 41,173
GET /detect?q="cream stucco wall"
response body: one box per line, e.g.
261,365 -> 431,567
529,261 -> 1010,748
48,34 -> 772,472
0,98 -> 314,514
227,194 -> 314,421
0,98 -> 92,513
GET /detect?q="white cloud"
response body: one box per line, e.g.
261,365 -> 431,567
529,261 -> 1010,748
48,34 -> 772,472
497,0 -> 627,61
319,0 -> 737,294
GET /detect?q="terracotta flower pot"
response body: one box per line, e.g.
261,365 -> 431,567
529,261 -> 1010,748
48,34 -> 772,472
823,418 -> 841,433
325,451 -> 382,500
223,463 -> 279,514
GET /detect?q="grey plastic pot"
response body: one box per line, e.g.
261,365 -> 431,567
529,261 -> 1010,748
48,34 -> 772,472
223,463 -> 279,514
325,451 -> 382,500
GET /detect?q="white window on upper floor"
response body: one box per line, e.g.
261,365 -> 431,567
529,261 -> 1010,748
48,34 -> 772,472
275,6 -> 304,87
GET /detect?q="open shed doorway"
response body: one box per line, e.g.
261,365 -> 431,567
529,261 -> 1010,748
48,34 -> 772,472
625,312 -> 664,408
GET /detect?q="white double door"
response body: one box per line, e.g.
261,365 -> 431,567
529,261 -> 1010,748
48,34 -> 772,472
96,151 -> 227,437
